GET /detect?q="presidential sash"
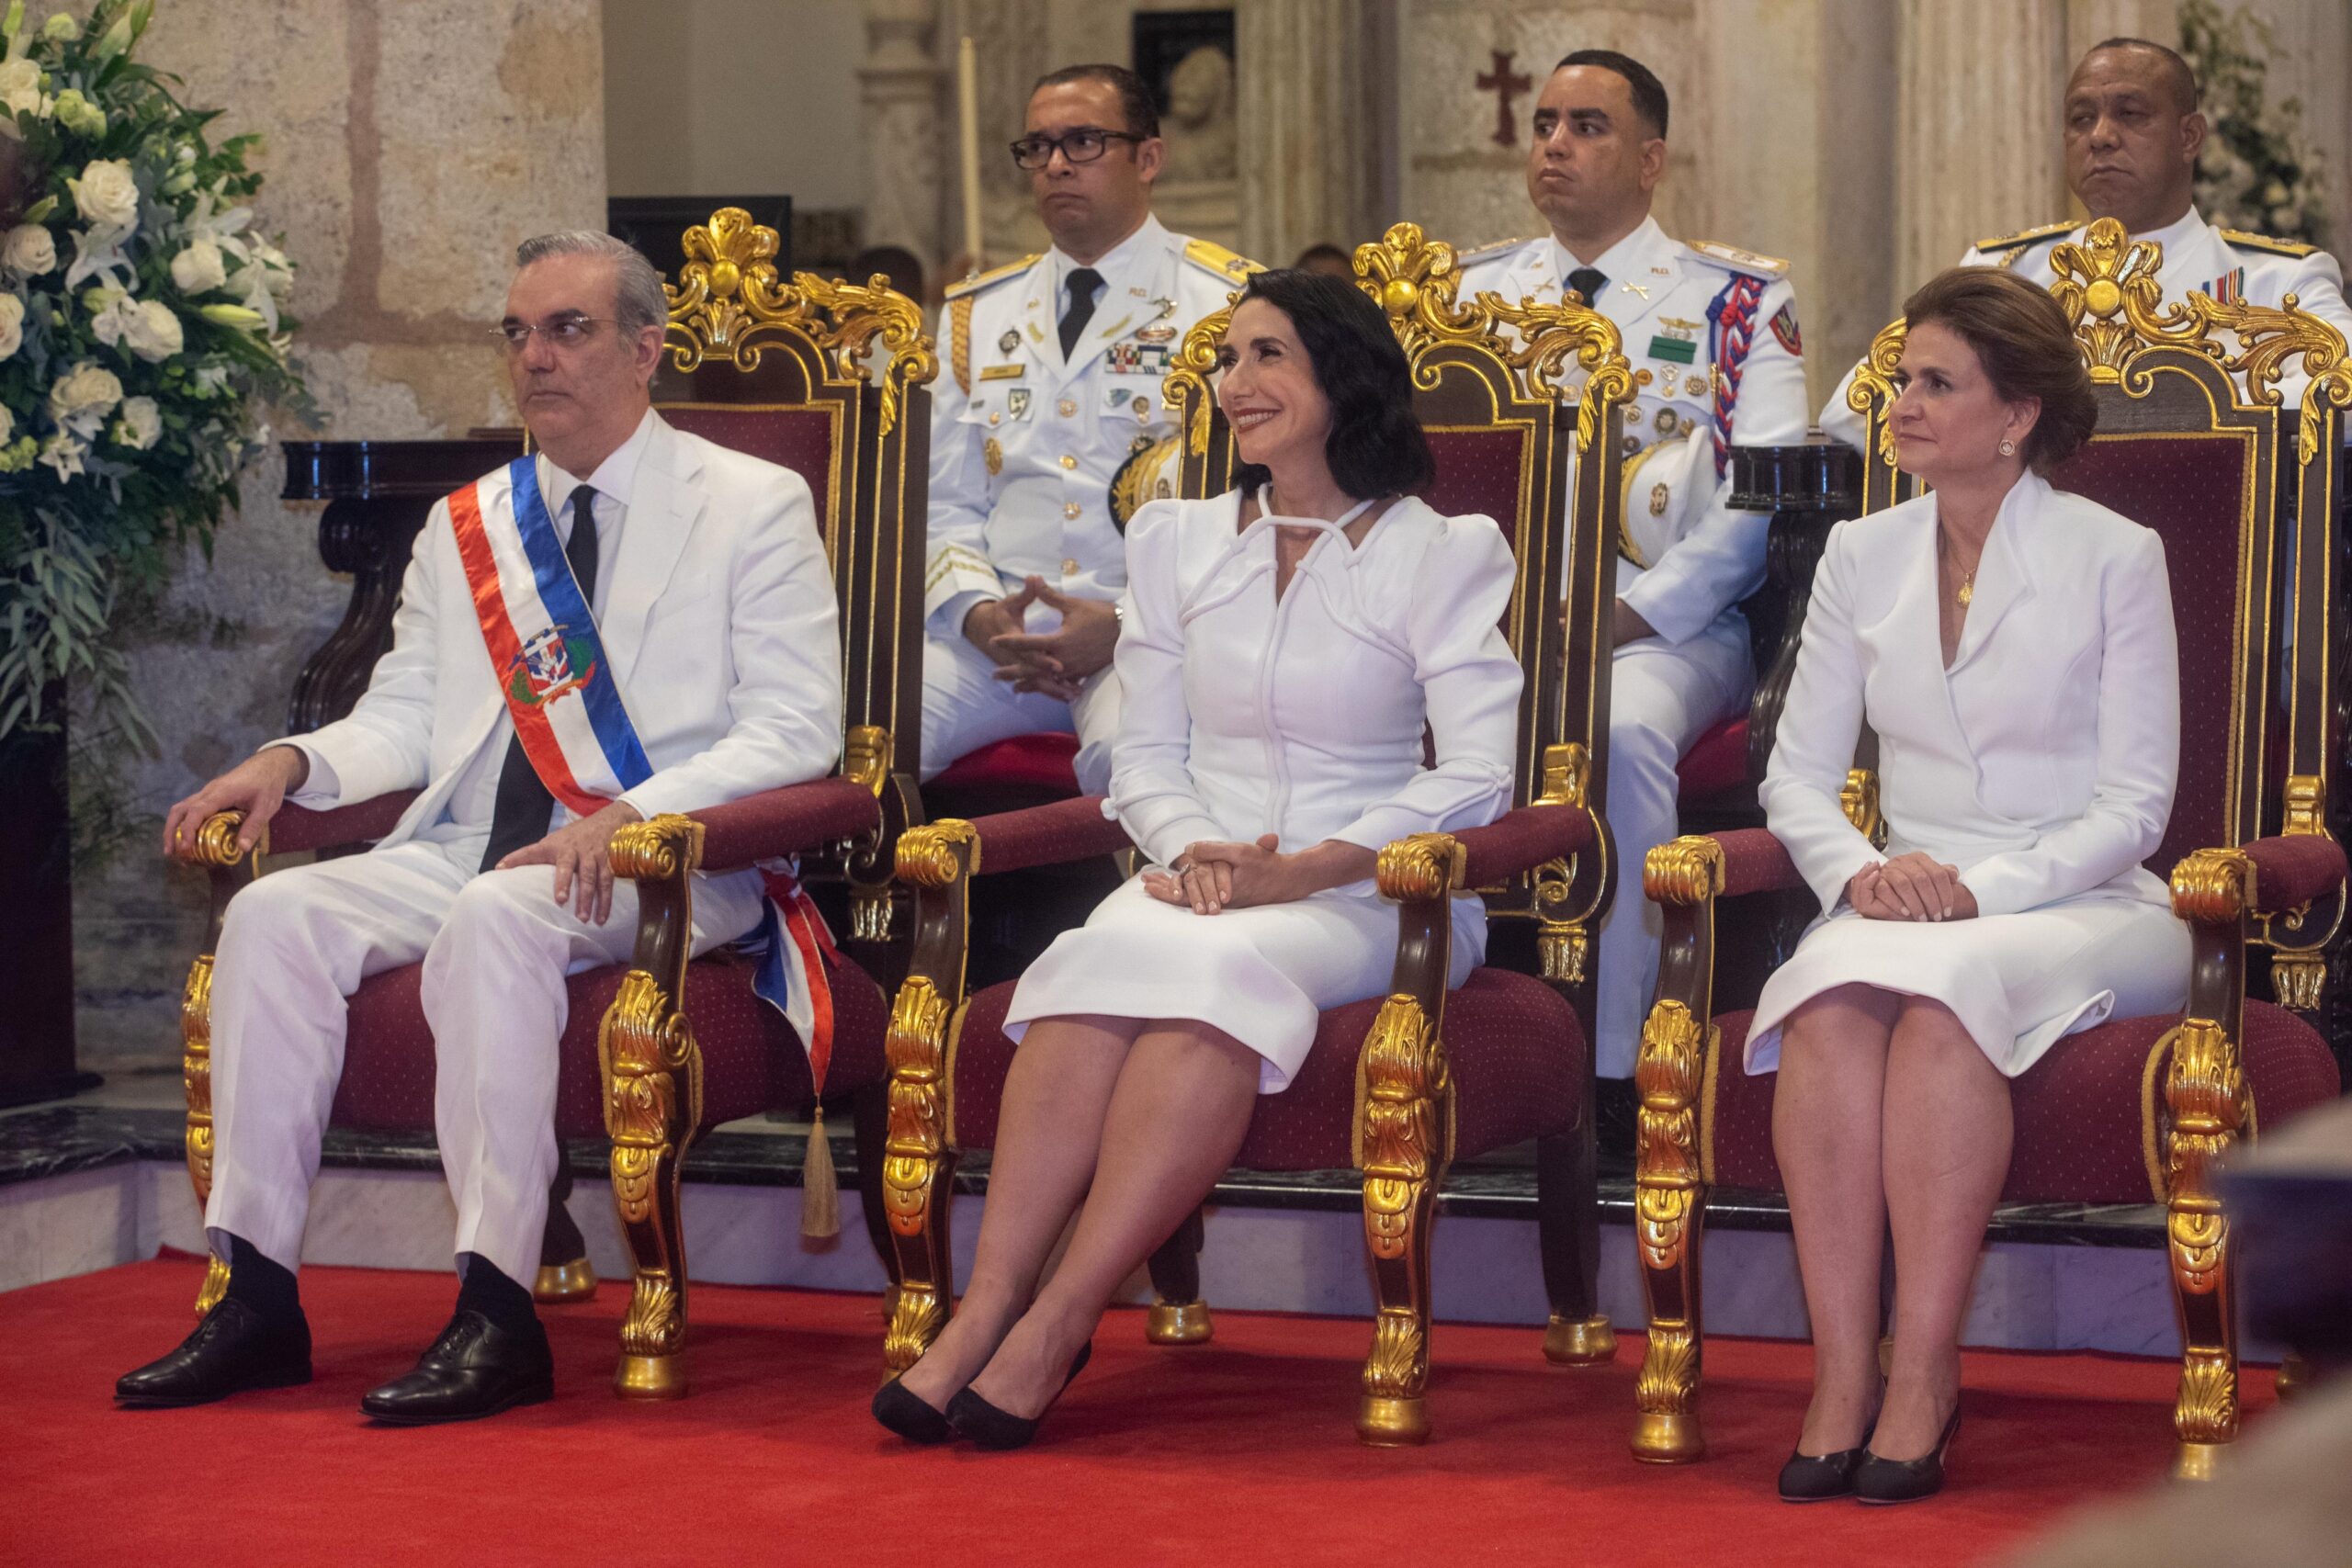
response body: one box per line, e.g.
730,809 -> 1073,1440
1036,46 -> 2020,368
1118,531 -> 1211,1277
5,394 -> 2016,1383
447,457 -> 838,1090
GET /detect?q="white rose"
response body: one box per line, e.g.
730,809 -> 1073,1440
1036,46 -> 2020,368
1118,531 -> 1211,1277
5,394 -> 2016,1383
0,58 -> 48,124
87,287 -> 137,349
170,238 -> 227,295
124,299 -> 183,363
49,360 -> 124,434
67,159 -> 140,231
0,293 -> 22,359
2,224 -> 53,278
38,430 -> 85,481
111,395 -> 160,451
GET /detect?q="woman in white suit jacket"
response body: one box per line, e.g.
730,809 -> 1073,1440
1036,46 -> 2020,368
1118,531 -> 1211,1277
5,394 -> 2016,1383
1754,269 -> 2186,1503
873,270 -> 1521,1450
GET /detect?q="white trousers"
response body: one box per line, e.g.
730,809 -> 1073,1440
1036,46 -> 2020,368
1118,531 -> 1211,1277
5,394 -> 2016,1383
1593,620 -> 1754,1077
917,626 -> 1124,795
203,829 -> 763,1285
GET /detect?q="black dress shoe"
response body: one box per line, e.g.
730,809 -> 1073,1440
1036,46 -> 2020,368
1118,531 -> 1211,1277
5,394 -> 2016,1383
1855,1403 -> 1962,1505
360,1309 -> 553,1426
116,1298 -> 312,1407
945,1342 -> 1091,1451
872,1374 -> 956,1444
1778,1445 -> 1867,1502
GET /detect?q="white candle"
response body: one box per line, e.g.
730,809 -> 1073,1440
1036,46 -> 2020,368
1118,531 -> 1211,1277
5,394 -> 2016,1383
957,34 -> 984,275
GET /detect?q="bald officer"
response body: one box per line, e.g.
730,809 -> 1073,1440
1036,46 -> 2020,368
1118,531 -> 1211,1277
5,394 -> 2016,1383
1822,37 -> 2352,446
1459,50 -> 1808,1083
922,62 -> 1259,793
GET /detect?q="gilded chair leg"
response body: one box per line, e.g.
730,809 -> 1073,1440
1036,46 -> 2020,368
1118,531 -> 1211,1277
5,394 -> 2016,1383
602,970 -> 703,1400
881,977 -> 957,1375
1632,998 -> 1712,1462
1357,993 -> 1448,1447
2163,1017 -> 2245,1482
181,954 -> 232,1316
2275,1351 -> 2310,1402
1146,1207 -> 1214,1345
1536,1126 -> 1612,1365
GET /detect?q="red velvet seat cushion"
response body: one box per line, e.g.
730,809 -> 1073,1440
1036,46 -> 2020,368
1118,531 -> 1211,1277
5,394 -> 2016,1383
329,952 -> 890,1137
929,732 -> 1081,794
1676,716 -> 1749,802
1701,1000 -> 2341,1203
947,966 -> 1587,1170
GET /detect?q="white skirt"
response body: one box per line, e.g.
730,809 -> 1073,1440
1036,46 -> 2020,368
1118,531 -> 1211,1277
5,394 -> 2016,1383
1002,875 -> 1487,1093
1745,894 -> 2190,1077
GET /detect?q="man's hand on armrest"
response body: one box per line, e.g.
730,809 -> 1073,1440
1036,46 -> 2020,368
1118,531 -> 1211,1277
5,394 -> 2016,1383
163,744 -> 311,861
492,799 -> 646,928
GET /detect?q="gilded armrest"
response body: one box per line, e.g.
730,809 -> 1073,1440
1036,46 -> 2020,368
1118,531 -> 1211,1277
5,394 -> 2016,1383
687,776 -> 882,872
198,792 -> 420,859
1453,801 -> 1596,888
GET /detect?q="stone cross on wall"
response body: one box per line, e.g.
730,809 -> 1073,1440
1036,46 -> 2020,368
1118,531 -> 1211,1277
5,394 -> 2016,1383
1476,49 -> 1532,147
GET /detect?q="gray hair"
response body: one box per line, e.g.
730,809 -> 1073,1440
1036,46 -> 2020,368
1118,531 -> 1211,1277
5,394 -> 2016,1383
514,230 -> 669,336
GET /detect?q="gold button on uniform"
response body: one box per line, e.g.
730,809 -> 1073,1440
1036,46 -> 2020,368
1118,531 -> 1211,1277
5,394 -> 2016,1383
1059,454 -> 1077,470
1058,399 -> 1077,417
1063,502 -> 1080,519
1061,558 -> 1080,574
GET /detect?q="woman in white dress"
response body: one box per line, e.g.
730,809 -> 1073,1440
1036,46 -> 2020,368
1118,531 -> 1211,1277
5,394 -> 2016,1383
874,268 -> 1522,1448
1754,267 -> 2186,1503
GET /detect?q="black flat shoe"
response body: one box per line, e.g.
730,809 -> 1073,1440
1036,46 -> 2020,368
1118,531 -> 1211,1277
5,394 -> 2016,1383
872,1374 -> 956,1444
945,1342 -> 1092,1451
116,1298 -> 312,1407
360,1309 -> 554,1426
1778,1445 -> 1867,1502
1855,1403 -> 1962,1505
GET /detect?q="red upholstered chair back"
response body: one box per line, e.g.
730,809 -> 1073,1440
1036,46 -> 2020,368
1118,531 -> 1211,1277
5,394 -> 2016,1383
1847,217 -> 2346,883
652,206 -> 933,784
1159,223 -> 1634,938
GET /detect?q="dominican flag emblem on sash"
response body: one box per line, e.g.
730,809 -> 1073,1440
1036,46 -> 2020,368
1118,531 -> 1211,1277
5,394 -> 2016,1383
448,456 -> 837,1089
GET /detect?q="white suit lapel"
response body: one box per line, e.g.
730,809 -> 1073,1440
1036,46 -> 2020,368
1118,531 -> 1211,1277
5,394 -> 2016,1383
1945,477 -> 2039,676
602,413 -> 705,688
1055,231 -> 1175,389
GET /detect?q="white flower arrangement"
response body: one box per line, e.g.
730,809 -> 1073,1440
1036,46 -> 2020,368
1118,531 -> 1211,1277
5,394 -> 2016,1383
0,0 -> 308,748
2178,0 -> 2331,245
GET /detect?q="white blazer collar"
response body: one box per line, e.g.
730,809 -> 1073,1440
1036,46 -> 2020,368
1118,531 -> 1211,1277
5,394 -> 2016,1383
1943,470 -> 2045,674
601,410 -> 707,686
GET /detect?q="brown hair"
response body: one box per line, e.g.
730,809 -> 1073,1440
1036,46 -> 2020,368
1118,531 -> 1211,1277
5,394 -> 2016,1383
1902,267 -> 2098,472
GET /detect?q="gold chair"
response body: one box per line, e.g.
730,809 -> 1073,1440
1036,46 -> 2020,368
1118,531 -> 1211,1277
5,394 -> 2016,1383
177,206 -> 933,1397
877,222 -> 1639,1443
1631,216 -> 2350,1476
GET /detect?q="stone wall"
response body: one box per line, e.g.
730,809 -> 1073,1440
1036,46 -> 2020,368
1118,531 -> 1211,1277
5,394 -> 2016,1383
73,0 -> 606,1073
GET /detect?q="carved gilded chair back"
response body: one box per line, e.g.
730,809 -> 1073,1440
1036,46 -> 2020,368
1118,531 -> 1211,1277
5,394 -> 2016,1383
655,206 -> 936,931
1158,222 -> 1635,962
1848,215 -> 2350,999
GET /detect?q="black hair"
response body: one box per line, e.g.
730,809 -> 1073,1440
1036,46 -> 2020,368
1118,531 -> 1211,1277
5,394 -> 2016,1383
2084,37 -> 2200,116
849,244 -> 923,302
1032,63 -> 1160,139
1226,268 -> 1435,502
1554,48 -> 1669,139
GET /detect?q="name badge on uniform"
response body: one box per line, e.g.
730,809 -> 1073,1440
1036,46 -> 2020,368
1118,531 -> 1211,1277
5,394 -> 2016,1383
980,363 -> 1023,381
1648,334 -> 1697,365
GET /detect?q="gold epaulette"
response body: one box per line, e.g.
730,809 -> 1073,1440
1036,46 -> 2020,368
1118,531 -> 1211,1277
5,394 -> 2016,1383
944,253 -> 1040,300
1182,237 -> 1264,280
1688,240 -> 1789,277
2218,228 -> 2318,259
1456,236 -> 1535,266
1971,219 -> 2075,256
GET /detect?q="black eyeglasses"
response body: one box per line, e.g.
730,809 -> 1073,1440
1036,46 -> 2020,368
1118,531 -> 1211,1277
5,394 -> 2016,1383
1009,128 -> 1145,170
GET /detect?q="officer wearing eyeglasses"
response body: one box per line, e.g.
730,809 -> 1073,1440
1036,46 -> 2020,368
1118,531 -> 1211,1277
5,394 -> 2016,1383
921,62 -> 1260,794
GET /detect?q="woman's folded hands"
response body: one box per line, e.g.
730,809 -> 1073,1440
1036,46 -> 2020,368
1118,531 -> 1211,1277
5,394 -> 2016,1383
1849,852 -> 1980,922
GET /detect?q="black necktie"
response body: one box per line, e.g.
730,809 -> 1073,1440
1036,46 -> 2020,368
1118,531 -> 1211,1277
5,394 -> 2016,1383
481,484 -> 601,873
1566,266 -> 1609,307
1058,266 -> 1103,358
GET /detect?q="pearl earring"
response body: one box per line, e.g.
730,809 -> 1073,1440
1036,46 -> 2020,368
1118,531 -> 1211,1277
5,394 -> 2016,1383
1998,438 -> 2017,457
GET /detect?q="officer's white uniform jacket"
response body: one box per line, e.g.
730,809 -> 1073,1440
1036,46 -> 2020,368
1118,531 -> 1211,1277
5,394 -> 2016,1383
925,215 -> 1258,636
1819,208 -> 2352,448
1458,217 -> 1810,645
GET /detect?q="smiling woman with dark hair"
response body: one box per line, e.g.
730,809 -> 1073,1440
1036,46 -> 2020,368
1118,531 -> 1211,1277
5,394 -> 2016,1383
873,267 -> 1520,1450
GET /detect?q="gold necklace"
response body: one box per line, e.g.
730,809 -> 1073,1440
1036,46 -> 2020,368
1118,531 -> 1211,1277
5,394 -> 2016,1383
1939,529 -> 1978,607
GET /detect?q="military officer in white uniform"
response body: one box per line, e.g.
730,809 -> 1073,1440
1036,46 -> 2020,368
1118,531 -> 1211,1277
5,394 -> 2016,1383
1822,37 -> 2352,447
923,62 -> 1258,794
1459,50 -> 1808,1081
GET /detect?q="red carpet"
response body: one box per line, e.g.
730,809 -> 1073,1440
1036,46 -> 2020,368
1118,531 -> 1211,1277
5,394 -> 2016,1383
6,1258 -> 2256,1567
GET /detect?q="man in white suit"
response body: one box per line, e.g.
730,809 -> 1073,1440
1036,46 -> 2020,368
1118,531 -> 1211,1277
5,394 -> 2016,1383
1819,37 -> 2352,447
115,231 -> 843,1423
1455,51 -> 1809,1086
